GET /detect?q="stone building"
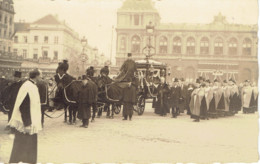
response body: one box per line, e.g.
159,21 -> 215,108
0,0 -> 22,79
0,0 -> 14,54
116,0 -> 258,83
12,14 -> 83,78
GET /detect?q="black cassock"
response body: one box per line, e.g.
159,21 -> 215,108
9,80 -> 38,164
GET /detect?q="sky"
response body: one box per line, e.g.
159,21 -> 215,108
13,0 -> 258,63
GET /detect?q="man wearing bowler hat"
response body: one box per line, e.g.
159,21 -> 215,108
4,71 -> 24,131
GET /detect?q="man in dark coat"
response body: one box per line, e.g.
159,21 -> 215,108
86,67 -> 98,121
36,77 -> 48,127
157,77 -> 170,116
179,78 -> 188,113
4,71 -> 23,131
122,81 -> 137,121
77,75 -> 98,128
114,53 -> 137,83
170,78 -> 181,118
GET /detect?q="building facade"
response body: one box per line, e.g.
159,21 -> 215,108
116,0 -> 258,83
0,0 -> 22,79
0,0 -> 14,54
12,15 -> 83,78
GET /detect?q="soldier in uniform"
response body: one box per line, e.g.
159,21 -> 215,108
4,71 -> 24,131
77,75 -> 98,128
170,78 -> 181,118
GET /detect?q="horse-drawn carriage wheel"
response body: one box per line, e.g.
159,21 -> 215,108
137,95 -> 145,115
114,104 -> 121,114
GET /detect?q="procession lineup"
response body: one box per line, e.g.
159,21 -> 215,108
0,52 -> 259,163
0,0 -> 259,163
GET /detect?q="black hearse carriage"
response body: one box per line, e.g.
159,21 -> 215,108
133,59 -> 167,115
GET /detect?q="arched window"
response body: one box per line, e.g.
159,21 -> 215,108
214,37 -> 223,55
187,37 -> 195,55
228,38 -> 237,56
243,38 -> 252,56
200,37 -> 209,55
159,36 -> 168,54
131,35 -> 141,53
119,37 -> 126,51
173,37 -> 181,54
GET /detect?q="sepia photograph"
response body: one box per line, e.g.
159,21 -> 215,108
0,0 -> 259,163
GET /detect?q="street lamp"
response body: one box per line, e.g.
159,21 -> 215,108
81,36 -> 88,73
143,21 -> 155,79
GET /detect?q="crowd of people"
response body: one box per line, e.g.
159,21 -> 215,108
0,54 -> 258,163
153,76 -> 258,122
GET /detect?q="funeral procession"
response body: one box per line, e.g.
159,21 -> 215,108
0,0 -> 259,163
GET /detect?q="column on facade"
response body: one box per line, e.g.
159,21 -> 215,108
223,40 -> 228,56
181,38 -> 186,55
252,38 -> 257,57
168,35 -> 173,55
139,14 -> 142,26
195,37 -> 200,55
209,37 -> 214,56
237,39 -> 243,56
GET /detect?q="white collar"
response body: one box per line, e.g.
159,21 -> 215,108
58,73 -> 65,79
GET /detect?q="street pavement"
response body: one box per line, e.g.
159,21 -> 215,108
0,103 -> 259,164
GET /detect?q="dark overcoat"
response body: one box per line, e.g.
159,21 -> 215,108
77,81 -> 98,120
170,86 -> 181,108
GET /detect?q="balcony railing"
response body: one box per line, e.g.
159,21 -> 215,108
39,57 -> 51,63
0,52 -> 23,61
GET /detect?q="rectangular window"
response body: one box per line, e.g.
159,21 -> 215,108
22,49 -> 27,58
13,49 -> 17,55
43,51 -> 48,59
8,47 -> 10,52
33,49 -> 38,59
44,36 -> 48,44
14,36 -> 18,43
9,17 -> 12,25
24,36 -> 27,43
54,51 -> 58,60
34,36 -> 38,43
54,36 -> 59,44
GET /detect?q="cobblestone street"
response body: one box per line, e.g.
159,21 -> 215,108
0,103 -> 259,163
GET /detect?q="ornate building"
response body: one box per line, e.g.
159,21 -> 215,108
116,0 -> 258,83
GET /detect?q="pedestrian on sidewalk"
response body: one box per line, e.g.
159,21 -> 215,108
77,75 -> 98,128
8,69 -> 42,164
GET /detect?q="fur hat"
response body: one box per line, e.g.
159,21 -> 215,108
57,60 -> 69,72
